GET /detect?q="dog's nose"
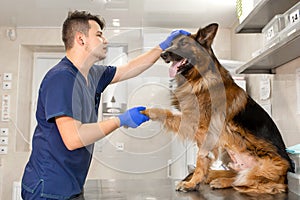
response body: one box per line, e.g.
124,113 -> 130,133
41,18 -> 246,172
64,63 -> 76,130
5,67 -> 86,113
160,51 -> 170,61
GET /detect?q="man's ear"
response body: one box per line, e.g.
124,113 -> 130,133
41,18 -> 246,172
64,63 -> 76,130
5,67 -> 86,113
75,32 -> 86,46
195,23 -> 218,47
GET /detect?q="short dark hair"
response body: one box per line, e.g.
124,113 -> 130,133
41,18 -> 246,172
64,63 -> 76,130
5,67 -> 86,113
62,10 -> 105,50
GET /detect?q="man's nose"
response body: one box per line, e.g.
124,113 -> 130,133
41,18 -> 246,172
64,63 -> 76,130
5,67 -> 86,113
102,35 -> 108,44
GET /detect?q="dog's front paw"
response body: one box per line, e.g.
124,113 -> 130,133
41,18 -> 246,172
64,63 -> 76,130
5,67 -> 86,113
140,108 -> 171,121
176,181 -> 197,192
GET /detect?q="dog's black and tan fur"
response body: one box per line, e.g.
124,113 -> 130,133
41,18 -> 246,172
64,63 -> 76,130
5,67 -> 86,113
142,23 -> 294,194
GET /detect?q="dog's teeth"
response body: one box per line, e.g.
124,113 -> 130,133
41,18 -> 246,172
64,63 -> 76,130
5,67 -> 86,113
181,58 -> 187,65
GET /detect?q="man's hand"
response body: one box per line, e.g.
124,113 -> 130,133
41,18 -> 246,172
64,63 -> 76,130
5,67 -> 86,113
159,30 -> 191,50
118,106 -> 150,128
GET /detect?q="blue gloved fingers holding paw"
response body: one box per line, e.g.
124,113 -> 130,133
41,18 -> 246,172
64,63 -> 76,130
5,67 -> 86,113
159,30 -> 191,50
118,106 -> 150,128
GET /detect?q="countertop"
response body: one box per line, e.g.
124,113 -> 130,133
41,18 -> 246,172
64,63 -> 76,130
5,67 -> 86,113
84,179 -> 300,200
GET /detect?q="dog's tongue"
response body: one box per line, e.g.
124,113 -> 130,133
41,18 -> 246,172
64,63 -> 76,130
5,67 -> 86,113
169,60 -> 183,77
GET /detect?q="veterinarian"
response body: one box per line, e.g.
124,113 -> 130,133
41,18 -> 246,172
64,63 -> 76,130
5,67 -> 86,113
20,10 -> 190,200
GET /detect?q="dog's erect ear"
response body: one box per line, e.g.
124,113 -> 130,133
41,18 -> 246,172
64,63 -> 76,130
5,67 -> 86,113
195,23 -> 218,47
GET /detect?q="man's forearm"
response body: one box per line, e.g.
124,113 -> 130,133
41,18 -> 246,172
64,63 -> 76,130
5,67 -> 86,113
112,46 -> 162,83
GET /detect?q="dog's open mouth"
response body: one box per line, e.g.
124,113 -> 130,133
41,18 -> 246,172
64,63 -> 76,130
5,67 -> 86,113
169,58 -> 187,77
169,58 -> 194,78
161,51 -> 193,78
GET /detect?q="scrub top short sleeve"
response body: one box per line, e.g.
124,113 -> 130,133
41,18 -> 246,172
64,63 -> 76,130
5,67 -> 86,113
21,57 -> 116,199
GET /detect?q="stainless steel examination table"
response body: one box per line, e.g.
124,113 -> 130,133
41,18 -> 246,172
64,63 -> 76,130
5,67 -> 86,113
83,179 -> 300,200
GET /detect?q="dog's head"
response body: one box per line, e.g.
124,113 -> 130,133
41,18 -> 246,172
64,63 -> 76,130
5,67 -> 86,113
161,23 -> 221,81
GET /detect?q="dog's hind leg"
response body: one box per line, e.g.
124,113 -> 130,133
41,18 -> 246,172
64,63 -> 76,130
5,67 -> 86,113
232,157 -> 289,194
209,177 -> 236,189
205,170 -> 237,184
233,181 -> 287,194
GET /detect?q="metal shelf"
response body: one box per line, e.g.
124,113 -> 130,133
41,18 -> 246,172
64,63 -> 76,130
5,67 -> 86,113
236,28 -> 300,74
235,0 -> 300,74
235,0 -> 299,33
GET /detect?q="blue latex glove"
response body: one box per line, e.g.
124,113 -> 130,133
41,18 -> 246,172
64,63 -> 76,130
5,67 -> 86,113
159,30 -> 191,50
118,106 -> 149,128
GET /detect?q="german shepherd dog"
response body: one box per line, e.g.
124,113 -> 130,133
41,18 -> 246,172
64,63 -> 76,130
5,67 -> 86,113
142,23 -> 294,194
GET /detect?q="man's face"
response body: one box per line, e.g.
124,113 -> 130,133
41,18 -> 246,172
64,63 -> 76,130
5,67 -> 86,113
85,20 -> 108,61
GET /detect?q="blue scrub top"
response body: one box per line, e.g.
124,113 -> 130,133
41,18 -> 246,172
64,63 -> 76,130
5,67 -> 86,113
22,57 -> 116,199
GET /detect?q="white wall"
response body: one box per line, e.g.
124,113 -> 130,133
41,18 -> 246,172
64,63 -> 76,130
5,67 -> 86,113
273,58 -> 300,146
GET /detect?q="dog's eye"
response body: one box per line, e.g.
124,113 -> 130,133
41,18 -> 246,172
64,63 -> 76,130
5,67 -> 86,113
179,39 -> 188,47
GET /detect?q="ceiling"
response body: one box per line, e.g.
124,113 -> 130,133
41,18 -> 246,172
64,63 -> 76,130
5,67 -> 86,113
0,0 -> 237,29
